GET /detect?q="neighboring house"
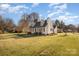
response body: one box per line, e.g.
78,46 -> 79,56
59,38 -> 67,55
30,18 -> 57,35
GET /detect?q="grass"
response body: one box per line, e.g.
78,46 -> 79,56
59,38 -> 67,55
0,33 -> 79,56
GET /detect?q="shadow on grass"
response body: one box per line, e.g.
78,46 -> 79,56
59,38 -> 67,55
13,33 -> 46,39
0,33 -> 56,39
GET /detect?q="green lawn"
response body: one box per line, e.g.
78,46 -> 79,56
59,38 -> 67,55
0,33 -> 79,56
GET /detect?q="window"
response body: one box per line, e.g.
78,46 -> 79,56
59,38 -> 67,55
35,28 -> 36,32
50,28 -> 53,31
43,28 -> 45,32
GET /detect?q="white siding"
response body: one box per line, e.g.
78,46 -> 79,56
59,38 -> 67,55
45,18 -> 54,34
54,26 -> 57,34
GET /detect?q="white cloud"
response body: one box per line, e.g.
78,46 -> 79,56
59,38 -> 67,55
47,3 -> 79,24
58,16 -> 68,20
58,15 -> 79,21
47,10 -> 51,13
0,4 -> 29,13
54,4 -> 67,10
48,11 -> 59,17
32,3 -> 39,7
48,3 -> 60,7
68,16 -> 79,19
0,4 -> 10,11
0,4 -> 10,8
65,12 -> 70,15
9,5 -> 29,13
57,15 -> 79,25
47,4 -> 68,17
47,9 -> 65,17
39,14 -> 42,17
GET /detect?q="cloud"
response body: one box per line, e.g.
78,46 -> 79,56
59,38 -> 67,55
47,10 -> 51,13
47,3 -> 79,24
47,9 -> 65,17
9,5 -> 29,13
39,14 -> 42,17
0,4 -> 10,9
68,16 -> 79,19
47,4 -> 68,17
32,3 -> 39,7
0,4 -> 29,13
48,3 -> 60,8
0,4 -> 10,11
48,11 -> 59,17
58,15 -> 79,22
65,12 -> 70,15
54,4 -> 67,10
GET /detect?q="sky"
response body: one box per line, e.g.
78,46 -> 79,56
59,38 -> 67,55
0,3 -> 79,25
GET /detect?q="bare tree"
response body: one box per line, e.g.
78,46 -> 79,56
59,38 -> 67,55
60,20 -> 65,33
63,25 -> 68,36
67,24 -> 76,33
77,25 -> 79,33
29,12 -> 39,21
55,20 -> 65,33
5,18 -> 15,33
17,12 -> 39,33
0,15 -> 5,33
18,18 -> 28,33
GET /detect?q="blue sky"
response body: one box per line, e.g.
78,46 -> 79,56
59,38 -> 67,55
0,3 -> 79,25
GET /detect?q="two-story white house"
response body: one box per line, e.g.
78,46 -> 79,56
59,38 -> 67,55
30,18 -> 57,35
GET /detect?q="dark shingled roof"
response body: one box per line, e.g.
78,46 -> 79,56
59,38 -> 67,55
31,20 -> 47,28
42,20 -> 47,27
